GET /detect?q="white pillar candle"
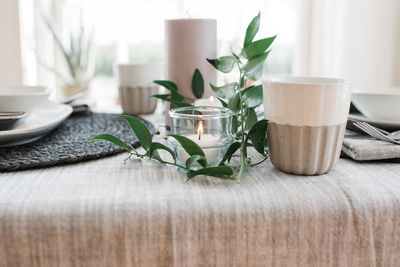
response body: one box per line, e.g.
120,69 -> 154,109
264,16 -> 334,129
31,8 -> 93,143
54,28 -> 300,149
165,19 -> 217,100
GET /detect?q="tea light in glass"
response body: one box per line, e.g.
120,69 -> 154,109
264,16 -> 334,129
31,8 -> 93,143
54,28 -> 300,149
169,106 -> 234,169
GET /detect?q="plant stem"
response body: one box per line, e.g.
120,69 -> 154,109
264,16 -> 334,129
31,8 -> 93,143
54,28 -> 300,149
130,151 -> 187,170
247,154 -> 269,167
236,66 -> 247,180
237,155 -> 246,181
159,160 -> 186,170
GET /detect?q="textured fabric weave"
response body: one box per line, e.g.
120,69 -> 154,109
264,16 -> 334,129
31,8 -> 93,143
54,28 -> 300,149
342,131 -> 400,161
1,152 -> 400,266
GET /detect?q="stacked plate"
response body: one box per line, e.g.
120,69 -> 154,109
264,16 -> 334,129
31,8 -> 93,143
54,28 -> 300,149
0,85 -> 72,147
350,87 -> 400,130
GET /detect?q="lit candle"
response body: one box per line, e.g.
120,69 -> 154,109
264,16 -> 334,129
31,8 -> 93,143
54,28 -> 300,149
194,96 -> 222,107
177,121 -> 220,165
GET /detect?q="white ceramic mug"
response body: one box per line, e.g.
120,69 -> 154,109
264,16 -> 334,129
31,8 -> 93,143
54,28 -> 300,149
117,63 -> 162,114
263,76 -> 351,175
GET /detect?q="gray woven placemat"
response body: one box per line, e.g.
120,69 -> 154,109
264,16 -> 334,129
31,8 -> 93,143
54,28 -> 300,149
0,112 -> 155,171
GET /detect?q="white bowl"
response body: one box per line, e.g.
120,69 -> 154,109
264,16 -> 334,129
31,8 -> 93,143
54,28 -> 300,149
352,87 -> 400,121
0,85 -> 51,112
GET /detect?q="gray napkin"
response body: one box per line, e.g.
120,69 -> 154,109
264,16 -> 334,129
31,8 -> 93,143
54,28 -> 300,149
342,130 -> 400,161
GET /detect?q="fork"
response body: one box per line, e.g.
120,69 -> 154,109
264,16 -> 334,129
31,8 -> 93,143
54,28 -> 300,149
352,121 -> 400,145
368,126 -> 400,139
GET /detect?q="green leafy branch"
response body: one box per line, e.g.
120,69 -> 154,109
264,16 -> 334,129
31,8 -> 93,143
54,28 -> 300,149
207,12 -> 275,180
90,115 -> 235,181
152,67 -> 204,108
90,13 -> 275,182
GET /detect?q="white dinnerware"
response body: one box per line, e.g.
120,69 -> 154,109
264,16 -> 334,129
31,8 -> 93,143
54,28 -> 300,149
0,112 -> 28,131
348,114 -> 400,131
0,85 -> 51,112
0,102 -> 72,147
352,87 -> 400,121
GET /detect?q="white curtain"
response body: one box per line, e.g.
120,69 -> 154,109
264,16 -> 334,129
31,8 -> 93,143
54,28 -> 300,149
294,0 -> 400,91
0,0 -> 22,84
19,0 -> 298,88
11,0 -> 400,92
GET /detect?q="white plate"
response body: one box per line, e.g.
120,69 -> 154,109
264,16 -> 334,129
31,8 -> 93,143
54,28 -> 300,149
351,87 -> 400,121
0,103 -> 73,147
348,113 -> 400,131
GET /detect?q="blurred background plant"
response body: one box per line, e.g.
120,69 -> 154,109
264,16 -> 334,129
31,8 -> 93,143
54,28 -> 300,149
38,8 -> 106,100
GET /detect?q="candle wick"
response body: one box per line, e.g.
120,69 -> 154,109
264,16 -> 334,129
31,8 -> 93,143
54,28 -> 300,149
198,134 -> 201,140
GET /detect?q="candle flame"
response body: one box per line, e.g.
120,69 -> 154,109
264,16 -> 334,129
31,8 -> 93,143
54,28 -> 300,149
209,95 -> 215,102
197,121 -> 204,140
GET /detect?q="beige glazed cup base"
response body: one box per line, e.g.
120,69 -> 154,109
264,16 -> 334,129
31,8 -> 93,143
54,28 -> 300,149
119,85 -> 158,115
267,122 -> 346,175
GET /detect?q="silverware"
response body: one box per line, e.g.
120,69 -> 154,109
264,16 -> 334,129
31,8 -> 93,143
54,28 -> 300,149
344,134 -> 376,140
61,90 -> 87,105
387,130 -> 400,140
0,112 -> 26,117
0,112 -> 28,131
352,121 -> 400,145
71,103 -> 90,114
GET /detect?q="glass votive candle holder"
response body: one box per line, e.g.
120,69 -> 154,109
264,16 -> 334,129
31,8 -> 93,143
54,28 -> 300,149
169,106 -> 234,169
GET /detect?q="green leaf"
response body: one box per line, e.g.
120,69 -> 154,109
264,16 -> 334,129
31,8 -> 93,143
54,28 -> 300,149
89,134 -> 133,152
232,51 -> 241,62
241,85 -> 255,95
242,51 -> 270,80
148,142 -> 176,161
240,74 -> 246,88
210,82 -> 237,98
242,35 -> 276,59
170,102 -> 193,109
244,108 -> 258,131
168,134 -> 205,157
187,166 -> 235,180
186,155 -> 207,169
243,84 -> 263,108
228,92 -> 241,113
247,119 -> 268,155
232,115 -> 239,134
247,64 -> 264,81
191,68 -> 204,99
217,97 -> 228,108
207,56 -> 236,73
118,115 -> 153,150
219,142 -> 240,165
243,12 -> 260,48
154,80 -> 178,91
152,94 -> 170,101
170,90 -> 184,102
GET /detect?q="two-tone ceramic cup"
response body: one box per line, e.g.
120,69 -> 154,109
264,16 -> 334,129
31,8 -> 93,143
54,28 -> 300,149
117,63 -> 162,114
263,77 -> 351,175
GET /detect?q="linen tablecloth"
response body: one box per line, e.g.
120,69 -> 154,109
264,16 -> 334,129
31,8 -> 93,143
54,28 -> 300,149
1,152 -> 400,266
